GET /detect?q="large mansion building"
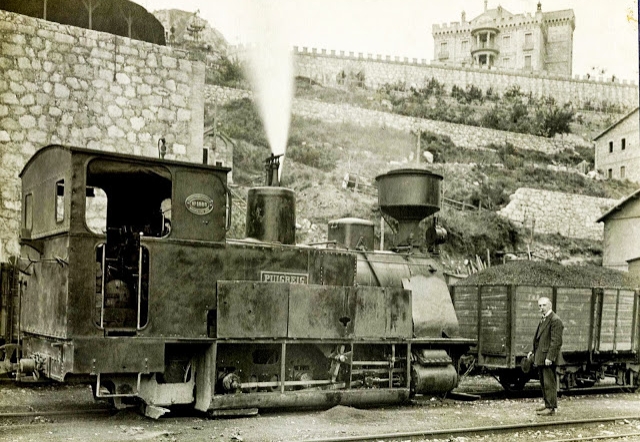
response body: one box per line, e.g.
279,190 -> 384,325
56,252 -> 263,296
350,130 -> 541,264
432,1 -> 575,76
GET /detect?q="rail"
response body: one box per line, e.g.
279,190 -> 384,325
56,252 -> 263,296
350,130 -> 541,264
298,415 -> 640,442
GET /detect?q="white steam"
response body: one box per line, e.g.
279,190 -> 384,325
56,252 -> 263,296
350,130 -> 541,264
244,4 -> 294,178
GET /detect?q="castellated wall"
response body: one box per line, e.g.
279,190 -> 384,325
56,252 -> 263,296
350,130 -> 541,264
288,47 -> 638,109
205,85 -> 584,153
0,10 -> 206,258
498,188 -> 618,240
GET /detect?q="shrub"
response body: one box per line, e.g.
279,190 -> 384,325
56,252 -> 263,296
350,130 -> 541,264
440,209 -> 521,260
285,143 -> 339,171
205,56 -> 246,88
215,98 -> 268,148
468,181 -> 510,210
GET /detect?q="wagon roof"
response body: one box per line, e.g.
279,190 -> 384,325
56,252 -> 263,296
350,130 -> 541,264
20,144 -> 231,177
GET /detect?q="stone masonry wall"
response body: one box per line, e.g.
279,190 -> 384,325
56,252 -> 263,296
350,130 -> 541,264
205,85 -> 584,153
498,188 -> 618,240
0,10 -> 206,258
289,48 -> 638,109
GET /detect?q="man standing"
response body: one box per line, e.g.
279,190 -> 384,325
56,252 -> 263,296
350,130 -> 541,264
528,296 -> 563,416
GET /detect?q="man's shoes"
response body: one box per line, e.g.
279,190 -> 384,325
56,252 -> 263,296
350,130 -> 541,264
536,408 -> 556,416
535,406 -> 547,412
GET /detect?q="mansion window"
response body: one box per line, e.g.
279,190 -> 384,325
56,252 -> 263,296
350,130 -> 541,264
524,33 -> 533,49
439,42 -> 449,59
461,40 -> 469,52
621,138 -> 626,150
607,168 -> 613,179
502,35 -> 511,49
609,141 -> 613,153
621,166 -> 626,178
524,55 -> 532,69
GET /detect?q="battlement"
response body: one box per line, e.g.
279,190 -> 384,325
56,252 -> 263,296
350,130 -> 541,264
433,9 -> 573,33
228,43 -> 637,86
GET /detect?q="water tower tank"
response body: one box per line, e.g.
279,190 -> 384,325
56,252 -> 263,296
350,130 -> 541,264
375,168 -> 442,247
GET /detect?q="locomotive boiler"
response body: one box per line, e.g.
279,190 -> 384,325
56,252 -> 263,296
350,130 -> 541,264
0,144 -> 472,417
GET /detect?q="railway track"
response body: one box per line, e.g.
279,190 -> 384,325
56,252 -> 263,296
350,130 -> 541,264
446,383 -> 638,401
298,416 -> 640,442
0,407 -> 113,420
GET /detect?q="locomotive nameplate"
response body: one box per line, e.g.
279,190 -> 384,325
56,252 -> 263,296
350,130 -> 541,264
261,271 -> 309,284
185,193 -> 214,215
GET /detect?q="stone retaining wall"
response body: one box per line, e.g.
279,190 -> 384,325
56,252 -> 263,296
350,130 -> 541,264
498,188 -> 618,240
0,10 -> 206,258
205,85 -> 585,153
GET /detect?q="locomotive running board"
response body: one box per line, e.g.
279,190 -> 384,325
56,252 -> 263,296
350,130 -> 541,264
206,388 -> 410,411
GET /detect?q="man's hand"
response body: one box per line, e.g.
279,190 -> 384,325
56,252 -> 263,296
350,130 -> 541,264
545,358 -> 552,366
527,351 -> 533,359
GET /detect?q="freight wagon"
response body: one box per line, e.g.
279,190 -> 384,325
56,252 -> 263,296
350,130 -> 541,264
450,283 -> 640,390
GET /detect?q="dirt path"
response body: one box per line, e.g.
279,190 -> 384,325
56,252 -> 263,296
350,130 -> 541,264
1,377 -> 639,442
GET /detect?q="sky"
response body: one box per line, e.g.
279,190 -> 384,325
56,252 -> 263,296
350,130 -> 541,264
138,0 -> 639,81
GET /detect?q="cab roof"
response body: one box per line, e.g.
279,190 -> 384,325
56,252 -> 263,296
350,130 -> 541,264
20,144 -> 231,178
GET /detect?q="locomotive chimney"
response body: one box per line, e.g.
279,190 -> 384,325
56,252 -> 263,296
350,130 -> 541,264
375,168 -> 443,249
245,154 -> 295,244
265,153 -> 282,187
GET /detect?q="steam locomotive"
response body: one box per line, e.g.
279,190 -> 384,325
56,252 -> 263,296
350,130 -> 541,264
0,144 -> 473,417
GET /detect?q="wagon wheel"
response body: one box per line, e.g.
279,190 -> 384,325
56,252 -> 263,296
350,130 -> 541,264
498,371 -> 529,391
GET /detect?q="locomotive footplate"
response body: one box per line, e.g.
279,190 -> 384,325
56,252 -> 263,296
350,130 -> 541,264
21,335 -> 164,381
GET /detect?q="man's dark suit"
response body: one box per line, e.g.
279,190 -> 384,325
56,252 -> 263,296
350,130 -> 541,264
533,311 -> 564,410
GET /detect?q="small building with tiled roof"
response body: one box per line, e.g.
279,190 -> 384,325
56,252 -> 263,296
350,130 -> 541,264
594,107 -> 640,183
626,256 -> 640,286
432,1 -> 574,76
597,189 -> 640,272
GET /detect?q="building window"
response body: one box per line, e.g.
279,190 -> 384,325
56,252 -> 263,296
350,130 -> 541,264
503,57 -> 511,67
439,41 -> 449,59
55,180 -> 64,223
609,141 -> 614,153
607,169 -> 613,179
621,138 -> 626,150
524,55 -> 532,69
461,40 -> 468,52
502,35 -> 511,49
524,32 -> 533,49
621,166 -> 626,178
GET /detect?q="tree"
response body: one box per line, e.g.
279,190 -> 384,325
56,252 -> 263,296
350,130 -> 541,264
81,0 -> 102,30
541,104 -> 574,137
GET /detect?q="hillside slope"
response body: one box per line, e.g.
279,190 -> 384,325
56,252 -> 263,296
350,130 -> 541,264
210,93 -> 638,273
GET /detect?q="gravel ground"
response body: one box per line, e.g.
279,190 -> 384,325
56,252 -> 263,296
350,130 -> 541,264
1,375 -> 639,442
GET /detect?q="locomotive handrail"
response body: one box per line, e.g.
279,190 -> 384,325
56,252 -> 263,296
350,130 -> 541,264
99,244 -> 106,329
358,251 -> 382,286
137,245 -> 143,330
225,185 -> 233,232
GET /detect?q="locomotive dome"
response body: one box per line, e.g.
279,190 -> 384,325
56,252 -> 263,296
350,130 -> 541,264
1,0 -> 166,45
456,260 -> 636,288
